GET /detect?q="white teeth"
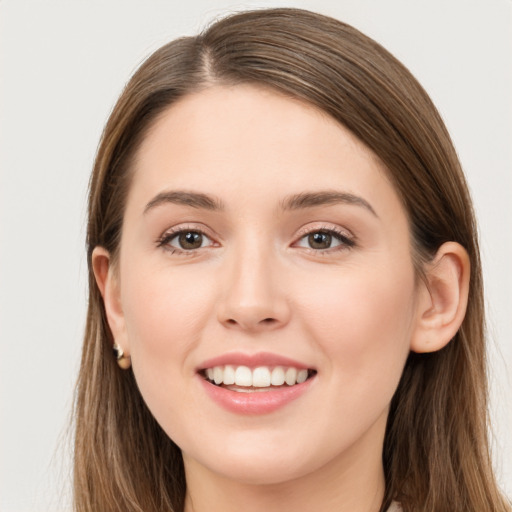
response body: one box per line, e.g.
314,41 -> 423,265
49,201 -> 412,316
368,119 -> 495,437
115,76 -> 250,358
271,366 -> 285,386
223,365 -> 235,385
253,367 -> 271,387
285,367 -> 297,386
205,365 -> 312,387
297,369 -> 308,383
213,366 -> 223,385
235,366 -> 252,386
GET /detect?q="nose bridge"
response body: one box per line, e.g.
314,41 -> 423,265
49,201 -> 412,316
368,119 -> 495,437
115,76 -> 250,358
218,234 -> 289,331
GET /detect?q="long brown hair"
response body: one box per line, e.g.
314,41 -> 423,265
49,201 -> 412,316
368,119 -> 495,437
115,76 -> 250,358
74,8 -> 510,511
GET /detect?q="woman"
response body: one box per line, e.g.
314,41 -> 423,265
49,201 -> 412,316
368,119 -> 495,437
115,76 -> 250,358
74,8 -> 510,512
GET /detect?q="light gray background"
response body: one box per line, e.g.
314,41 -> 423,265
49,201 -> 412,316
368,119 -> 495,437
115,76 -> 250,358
1,1 -> 510,510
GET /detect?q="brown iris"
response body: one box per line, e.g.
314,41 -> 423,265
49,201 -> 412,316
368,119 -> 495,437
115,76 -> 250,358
178,231 -> 203,249
308,232 -> 332,249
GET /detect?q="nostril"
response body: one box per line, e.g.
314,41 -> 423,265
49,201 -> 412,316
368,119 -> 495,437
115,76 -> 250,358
227,318 -> 274,324
221,314 -> 284,331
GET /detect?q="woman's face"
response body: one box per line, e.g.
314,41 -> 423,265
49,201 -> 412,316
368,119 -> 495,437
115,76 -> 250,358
110,85 -> 420,485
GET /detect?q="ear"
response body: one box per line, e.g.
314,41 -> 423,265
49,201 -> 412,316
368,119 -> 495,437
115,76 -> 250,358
410,242 -> 470,353
92,246 -> 130,357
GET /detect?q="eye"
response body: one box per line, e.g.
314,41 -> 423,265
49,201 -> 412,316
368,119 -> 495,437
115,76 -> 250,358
295,229 -> 354,251
158,229 -> 214,251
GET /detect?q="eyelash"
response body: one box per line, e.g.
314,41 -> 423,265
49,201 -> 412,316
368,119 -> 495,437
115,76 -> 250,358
293,225 -> 356,254
156,225 -> 356,255
156,225 -> 217,256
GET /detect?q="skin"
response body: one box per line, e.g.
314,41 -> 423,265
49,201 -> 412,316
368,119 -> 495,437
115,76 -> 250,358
93,85 -> 470,512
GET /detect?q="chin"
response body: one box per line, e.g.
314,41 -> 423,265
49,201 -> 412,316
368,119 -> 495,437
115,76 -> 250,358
205,454 -> 315,486
181,430 -> 332,487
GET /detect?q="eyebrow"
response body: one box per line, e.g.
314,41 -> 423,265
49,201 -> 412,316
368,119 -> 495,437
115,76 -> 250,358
143,189 -> 377,217
280,190 -> 378,217
144,190 -> 225,213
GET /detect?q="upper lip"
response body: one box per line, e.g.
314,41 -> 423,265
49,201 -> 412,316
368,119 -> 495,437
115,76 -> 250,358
197,352 -> 314,371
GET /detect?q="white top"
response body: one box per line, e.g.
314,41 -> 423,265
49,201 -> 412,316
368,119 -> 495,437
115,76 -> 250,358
388,502 -> 402,512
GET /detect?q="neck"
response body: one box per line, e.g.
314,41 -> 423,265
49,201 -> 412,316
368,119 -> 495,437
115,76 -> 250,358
183,413 -> 387,512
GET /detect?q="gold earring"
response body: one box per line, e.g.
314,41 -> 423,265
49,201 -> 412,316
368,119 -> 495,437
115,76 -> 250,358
113,343 -> 131,370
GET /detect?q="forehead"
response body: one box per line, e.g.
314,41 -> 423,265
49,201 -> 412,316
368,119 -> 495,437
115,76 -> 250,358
138,84 -> 381,165
128,84 -> 400,217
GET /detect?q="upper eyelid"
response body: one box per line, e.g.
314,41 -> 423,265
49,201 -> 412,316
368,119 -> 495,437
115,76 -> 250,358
293,223 -> 355,240
159,223 -> 216,238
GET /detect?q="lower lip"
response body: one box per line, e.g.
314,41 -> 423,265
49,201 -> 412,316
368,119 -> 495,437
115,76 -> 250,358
199,375 -> 315,415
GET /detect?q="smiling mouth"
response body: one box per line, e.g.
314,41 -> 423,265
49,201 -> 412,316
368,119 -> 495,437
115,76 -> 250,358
201,365 -> 317,392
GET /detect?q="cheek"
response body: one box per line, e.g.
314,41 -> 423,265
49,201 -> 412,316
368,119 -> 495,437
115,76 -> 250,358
119,264 -> 219,435
120,264 -> 216,368
297,259 -> 416,387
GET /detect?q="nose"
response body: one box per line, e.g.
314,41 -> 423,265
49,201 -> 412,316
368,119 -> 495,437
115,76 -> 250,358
217,242 -> 291,332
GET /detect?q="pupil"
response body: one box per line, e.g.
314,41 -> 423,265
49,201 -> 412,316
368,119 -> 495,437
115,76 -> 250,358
309,232 -> 331,249
179,231 -> 202,249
